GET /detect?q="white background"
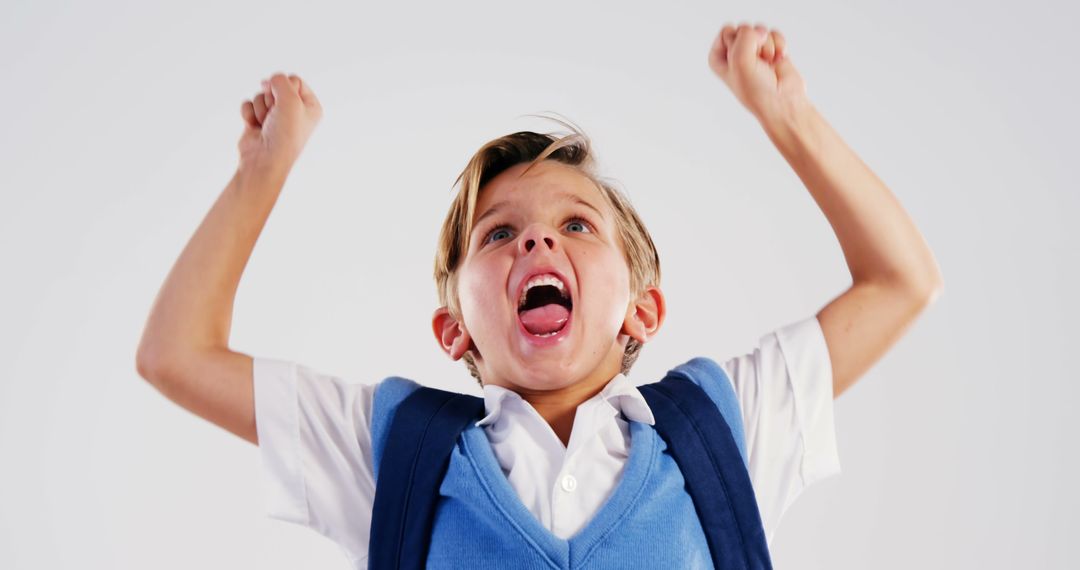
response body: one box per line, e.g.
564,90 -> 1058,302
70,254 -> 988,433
2,0 -> 1077,568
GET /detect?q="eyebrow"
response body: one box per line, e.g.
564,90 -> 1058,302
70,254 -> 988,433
474,193 -> 606,229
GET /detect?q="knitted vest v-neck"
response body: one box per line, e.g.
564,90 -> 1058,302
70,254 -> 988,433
369,357 -> 761,569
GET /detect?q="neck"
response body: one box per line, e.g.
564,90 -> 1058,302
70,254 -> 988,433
525,381 -> 606,448
489,345 -> 625,447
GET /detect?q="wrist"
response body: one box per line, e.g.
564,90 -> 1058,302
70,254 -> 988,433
758,96 -> 823,160
236,157 -> 291,189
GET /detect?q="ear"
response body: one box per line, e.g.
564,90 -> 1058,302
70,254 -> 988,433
432,306 -> 474,361
620,286 -> 666,344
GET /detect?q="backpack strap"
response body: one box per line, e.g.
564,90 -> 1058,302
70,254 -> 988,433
368,364 -> 772,569
639,371 -> 773,570
368,386 -> 484,570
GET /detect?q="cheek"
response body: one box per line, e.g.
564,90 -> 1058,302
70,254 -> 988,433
457,260 -> 508,329
581,251 -> 632,321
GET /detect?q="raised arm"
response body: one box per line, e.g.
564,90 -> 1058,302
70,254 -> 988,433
709,23 -> 944,399
135,73 -> 323,444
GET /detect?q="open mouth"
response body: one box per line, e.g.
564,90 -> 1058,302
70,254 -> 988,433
516,277 -> 573,339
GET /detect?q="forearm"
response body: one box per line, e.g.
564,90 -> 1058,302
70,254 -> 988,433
759,100 -> 943,295
136,162 -> 290,373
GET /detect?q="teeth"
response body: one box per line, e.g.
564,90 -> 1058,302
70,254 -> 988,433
518,274 -> 567,308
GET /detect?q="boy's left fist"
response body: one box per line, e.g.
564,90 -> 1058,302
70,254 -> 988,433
708,23 -> 808,124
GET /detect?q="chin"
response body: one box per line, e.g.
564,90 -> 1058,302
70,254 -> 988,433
520,362 -> 582,387
487,350 -> 585,393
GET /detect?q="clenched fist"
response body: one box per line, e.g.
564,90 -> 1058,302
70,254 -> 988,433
239,72 -> 323,172
708,23 -> 808,124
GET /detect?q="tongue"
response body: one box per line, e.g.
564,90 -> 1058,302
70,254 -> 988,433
519,304 -> 570,335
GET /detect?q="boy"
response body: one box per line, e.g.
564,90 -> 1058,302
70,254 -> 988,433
136,22 -> 943,568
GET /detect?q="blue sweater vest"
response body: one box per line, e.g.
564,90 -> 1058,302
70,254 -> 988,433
369,357 -> 767,569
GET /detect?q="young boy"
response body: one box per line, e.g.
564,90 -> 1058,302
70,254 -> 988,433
136,22 -> 943,568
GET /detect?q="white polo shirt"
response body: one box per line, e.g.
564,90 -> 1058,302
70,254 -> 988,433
253,315 -> 841,568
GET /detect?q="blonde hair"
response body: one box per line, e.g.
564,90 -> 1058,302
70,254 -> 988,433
434,116 -> 661,386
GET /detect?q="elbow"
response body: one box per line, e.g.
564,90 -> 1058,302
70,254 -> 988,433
874,270 -> 943,308
925,278 -> 944,304
135,346 -> 161,382
904,278 -> 942,308
135,341 -> 176,384
921,254 -> 946,303
902,262 -> 945,306
918,267 -> 945,305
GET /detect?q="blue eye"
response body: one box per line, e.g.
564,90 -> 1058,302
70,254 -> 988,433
483,226 -> 511,244
566,218 -> 591,233
481,216 -> 592,246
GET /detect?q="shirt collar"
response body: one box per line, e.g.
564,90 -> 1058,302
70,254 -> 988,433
475,373 -> 656,427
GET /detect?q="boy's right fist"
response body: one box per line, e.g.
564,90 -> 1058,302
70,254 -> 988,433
238,72 -> 323,173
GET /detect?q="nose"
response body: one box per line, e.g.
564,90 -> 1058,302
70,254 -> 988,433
517,224 -> 558,255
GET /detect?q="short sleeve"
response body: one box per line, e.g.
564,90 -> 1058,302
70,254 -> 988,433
716,315 -> 841,546
252,356 -> 378,566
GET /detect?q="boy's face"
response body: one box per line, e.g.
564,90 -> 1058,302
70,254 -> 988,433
432,160 -> 664,393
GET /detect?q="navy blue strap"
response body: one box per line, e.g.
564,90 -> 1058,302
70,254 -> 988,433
368,387 -> 484,570
639,375 -> 773,570
369,376 -> 770,569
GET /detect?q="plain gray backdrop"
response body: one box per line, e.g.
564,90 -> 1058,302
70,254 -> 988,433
2,0 -> 1077,568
